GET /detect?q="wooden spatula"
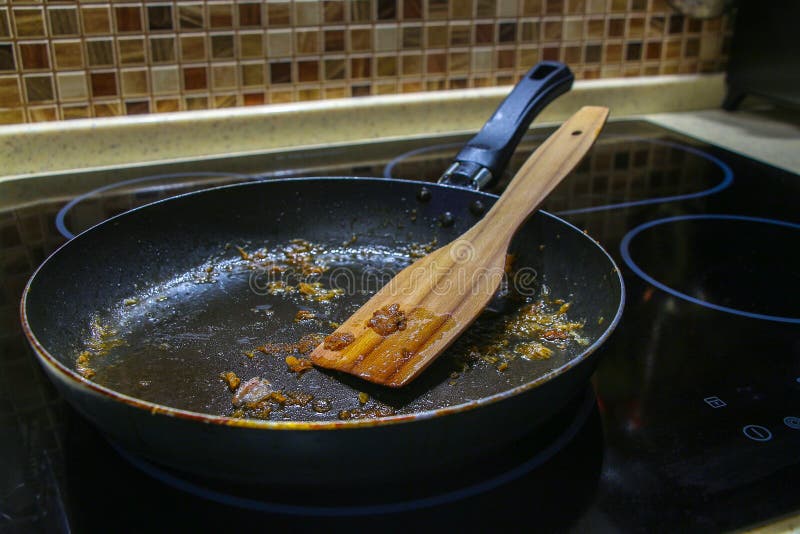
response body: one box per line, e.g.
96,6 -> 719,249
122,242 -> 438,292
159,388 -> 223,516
311,106 -> 609,387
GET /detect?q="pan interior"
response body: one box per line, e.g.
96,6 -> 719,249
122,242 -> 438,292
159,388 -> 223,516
25,178 -> 622,421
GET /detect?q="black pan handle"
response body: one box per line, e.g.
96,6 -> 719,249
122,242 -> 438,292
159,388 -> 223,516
438,61 -> 574,190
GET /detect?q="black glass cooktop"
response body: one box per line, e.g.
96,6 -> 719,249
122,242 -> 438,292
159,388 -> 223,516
2,120 -> 799,532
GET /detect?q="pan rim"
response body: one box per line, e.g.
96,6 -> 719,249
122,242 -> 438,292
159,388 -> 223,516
20,176 -> 625,431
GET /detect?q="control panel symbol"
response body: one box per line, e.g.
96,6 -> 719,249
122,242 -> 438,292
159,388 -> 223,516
784,416 -> 800,430
742,425 -> 772,442
704,396 -> 727,408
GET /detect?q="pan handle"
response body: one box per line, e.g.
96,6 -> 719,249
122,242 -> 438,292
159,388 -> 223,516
438,61 -> 574,190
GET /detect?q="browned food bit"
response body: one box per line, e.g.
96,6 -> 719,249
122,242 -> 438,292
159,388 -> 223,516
231,377 -> 273,408
294,310 -> 316,322
297,333 -> 325,354
235,246 -> 250,260
358,392 -> 369,405
497,362 -> 509,372
220,371 -> 241,391
367,304 -> 407,336
323,331 -> 355,351
269,391 -> 288,404
285,356 -> 314,374
78,367 -> 96,379
312,399 -> 332,413
286,391 -> 314,406
542,329 -> 569,341
516,341 -> 553,361
338,410 -> 352,420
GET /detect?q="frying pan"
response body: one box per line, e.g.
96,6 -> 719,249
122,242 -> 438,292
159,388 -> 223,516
21,62 -> 624,487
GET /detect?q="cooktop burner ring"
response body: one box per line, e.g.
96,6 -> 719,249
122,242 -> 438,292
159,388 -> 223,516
55,171 -> 257,239
620,214 -> 800,324
382,136 -> 733,216
110,386 -> 597,517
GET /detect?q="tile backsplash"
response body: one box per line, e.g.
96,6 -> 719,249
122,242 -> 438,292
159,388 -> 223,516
0,0 -> 731,125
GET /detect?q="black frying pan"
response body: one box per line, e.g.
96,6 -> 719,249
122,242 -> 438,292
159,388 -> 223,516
21,62 -> 624,487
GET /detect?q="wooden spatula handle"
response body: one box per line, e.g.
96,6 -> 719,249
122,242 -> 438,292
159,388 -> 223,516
473,106 -> 609,246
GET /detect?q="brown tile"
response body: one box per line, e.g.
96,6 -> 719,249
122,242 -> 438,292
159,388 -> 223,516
295,1 -> 321,25
185,95 -> 208,110
426,52 -> 446,74
347,83 -> 368,97
378,0 -> 397,20
427,24 -> 447,48
121,69 -> 148,96
375,81 -> 397,94
324,58 -> 345,79
243,92 -> 265,106
630,0 -> 647,10
87,40 -> 114,67
403,0 -> 422,19
608,17 -> 624,37
267,3 -> 291,26
125,100 -> 150,115
544,20 -> 562,40
585,43 -> 601,62
324,29 -> 345,51
0,109 -> 24,125
450,0 -> 474,18
689,18 -> 703,33
62,105 -> 90,120
297,60 -> 319,82
685,37 -> 699,57
476,0 -> 497,17
517,46 -> 540,68
545,0 -> 564,15
376,55 -> 397,76
238,3 -> 262,27
475,23 -> 494,44
0,76 -> 21,106
150,37 -> 175,63
269,61 -> 291,84
118,38 -> 146,65
648,16 -> 665,37
401,53 -> 422,75
95,102 -> 121,117
450,77 -> 468,89
668,14 -> 684,34
450,23 -> 472,46
587,18 -> 604,38
628,16 -> 644,38
609,0 -> 626,11
212,65 -> 236,89
605,42 -> 622,61
90,72 -> 117,98
147,5 -> 173,31
542,45 -> 559,61
24,75 -> 54,102
155,98 -> 179,113
428,0 -> 448,19
350,56 -> 371,78
14,8 -> 45,38
401,80 -> 423,92
214,94 -> 238,108
350,28 -> 372,51
179,4 -> 204,29
239,33 -> 262,58
425,79 -> 445,91
350,0 -> 372,22
241,62 -> 264,86
211,34 -> 234,59
208,4 -> 233,28
565,44 -> 582,63
646,41 -> 662,60
0,44 -> 14,71
566,0 -> 586,14
402,25 -> 422,48
0,11 -> 9,38
664,38 -> 681,59
115,6 -> 142,33
522,0 -> 543,15
53,41 -> 84,69
520,20 -> 539,41
183,66 -> 207,90
497,48 -> 514,68
296,29 -> 320,54
324,1 -> 345,22
449,51 -> 469,72
28,106 -> 57,123
49,7 -> 78,36
181,35 -> 207,61
498,22 -> 517,42
82,7 -> 111,35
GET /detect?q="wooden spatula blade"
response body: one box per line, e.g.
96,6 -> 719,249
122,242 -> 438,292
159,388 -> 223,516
311,106 -> 609,387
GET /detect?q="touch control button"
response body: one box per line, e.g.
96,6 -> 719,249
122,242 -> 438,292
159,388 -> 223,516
784,416 -> 800,430
742,425 -> 772,442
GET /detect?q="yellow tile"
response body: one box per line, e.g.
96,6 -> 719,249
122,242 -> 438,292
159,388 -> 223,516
152,66 -> 179,93
52,40 -> 84,69
239,32 -> 262,58
0,108 -> 25,124
212,64 -> 236,89
181,35 -> 206,61
121,69 -> 148,96
0,76 -> 21,106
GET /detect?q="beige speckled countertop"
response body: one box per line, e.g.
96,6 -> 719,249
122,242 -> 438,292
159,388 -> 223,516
2,73 -> 728,180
